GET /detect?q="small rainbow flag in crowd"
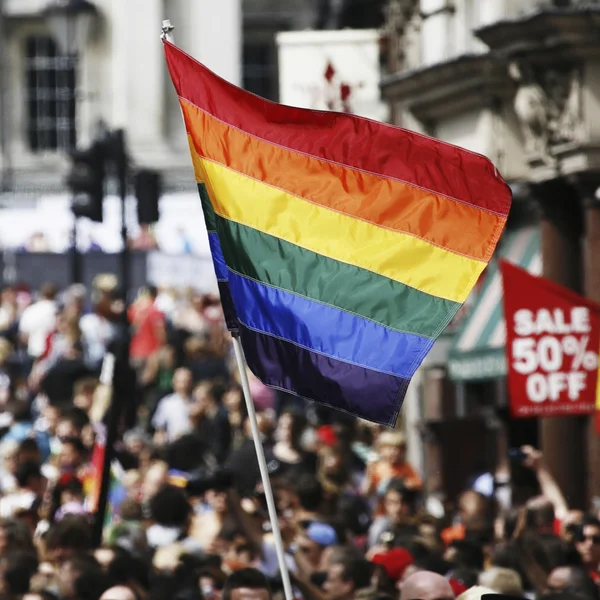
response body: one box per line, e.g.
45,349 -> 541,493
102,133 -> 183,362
164,42 -> 511,426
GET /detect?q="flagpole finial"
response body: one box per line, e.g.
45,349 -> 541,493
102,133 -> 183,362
161,19 -> 175,43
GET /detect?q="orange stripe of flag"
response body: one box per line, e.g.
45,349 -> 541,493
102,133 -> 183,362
181,100 -> 506,262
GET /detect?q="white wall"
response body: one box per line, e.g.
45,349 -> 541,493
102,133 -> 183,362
1,0 -> 242,175
277,29 -> 388,123
433,109 -> 490,155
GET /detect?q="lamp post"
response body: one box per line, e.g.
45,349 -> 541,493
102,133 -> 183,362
43,0 -> 97,58
43,0 -> 98,284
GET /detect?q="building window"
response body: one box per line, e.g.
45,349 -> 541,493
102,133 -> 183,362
25,36 -> 77,153
243,42 -> 278,101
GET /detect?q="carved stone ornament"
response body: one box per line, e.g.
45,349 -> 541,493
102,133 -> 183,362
509,61 -> 584,164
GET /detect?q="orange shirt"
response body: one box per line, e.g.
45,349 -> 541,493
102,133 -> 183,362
369,460 -> 422,493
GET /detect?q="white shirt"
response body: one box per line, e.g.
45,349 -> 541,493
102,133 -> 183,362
80,313 -> 117,366
152,393 -> 192,442
0,490 -> 36,518
19,299 -> 57,357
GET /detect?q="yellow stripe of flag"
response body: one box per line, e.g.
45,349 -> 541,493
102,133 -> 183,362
197,158 -> 486,304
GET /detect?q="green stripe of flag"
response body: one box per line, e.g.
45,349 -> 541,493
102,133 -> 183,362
214,214 -> 460,339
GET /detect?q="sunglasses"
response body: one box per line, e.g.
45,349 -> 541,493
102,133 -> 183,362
575,533 -> 600,544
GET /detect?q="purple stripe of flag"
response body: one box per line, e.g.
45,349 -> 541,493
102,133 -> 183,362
239,323 -> 406,426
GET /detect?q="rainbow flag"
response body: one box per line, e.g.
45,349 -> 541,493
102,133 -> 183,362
164,42 -> 511,426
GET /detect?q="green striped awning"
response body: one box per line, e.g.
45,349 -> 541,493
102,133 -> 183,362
447,227 -> 541,382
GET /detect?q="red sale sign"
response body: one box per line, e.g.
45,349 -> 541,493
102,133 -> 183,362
501,260 -> 600,418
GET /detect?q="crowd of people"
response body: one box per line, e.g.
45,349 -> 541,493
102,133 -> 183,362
0,277 -> 596,600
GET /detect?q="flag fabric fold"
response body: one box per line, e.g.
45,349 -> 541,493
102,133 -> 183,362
164,41 -> 511,426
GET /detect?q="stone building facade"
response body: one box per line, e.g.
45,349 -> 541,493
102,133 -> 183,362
382,0 -> 600,506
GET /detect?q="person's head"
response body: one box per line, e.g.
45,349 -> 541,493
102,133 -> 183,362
0,552 -> 39,598
40,283 -> 58,302
205,488 -> 229,516
383,479 -> 415,523
293,474 -> 324,514
198,566 -> 227,600
41,405 -> 61,437
15,461 -> 44,495
192,381 -> 218,412
574,516 -> 600,569
455,586 -> 495,600
44,516 -> 93,566
399,571 -> 455,600
58,437 -> 86,472
58,555 -> 110,600
526,496 -> 556,533
149,485 -> 192,530
73,378 -> 99,413
372,548 -> 414,585
376,431 -> 406,465
275,410 -> 306,450
56,407 -> 89,441
172,368 -> 193,397
457,491 -> 490,525
99,587 -> 136,600
141,461 -> 168,502
58,476 -> 84,507
297,522 -> 339,569
222,568 -> 271,600
546,565 -> 599,599
478,566 -> 523,596
9,400 -> 31,424
444,540 -> 484,571
18,438 -> 42,465
0,519 -> 36,561
1,440 -> 19,475
324,557 -> 373,600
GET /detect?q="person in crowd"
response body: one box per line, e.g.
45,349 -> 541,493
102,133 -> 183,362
128,286 -> 166,368
151,367 -> 194,444
0,278 -> 598,600
191,381 -> 232,464
400,571 -> 456,600
362,432 -> 421,498
18,283 -> 57,363
574,516 -> 600,579
0,461 -> 45,519
223,568 -> 272,600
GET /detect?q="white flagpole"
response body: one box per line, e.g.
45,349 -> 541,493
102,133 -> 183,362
161,20 -> 294,600
231,334 -> 294,600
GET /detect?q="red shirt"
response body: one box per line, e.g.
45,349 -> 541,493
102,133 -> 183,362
129,301 -> 165,360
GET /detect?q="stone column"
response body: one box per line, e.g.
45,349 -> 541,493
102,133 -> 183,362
534,179 -> 587,509
583,193 -> 600,503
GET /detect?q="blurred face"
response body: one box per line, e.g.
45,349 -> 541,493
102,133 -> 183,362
94,548 -> 115,570
324,563 -> 352,600
58,560 -> 78,599
59,443 -> 81,471
173,369 -> 192,396
56,420 -> 80,441
44,406 -> 60,436
142,465 -> 167,501
575,524 -> 600,567
230,588 -> 269,600
384,490 -> 404,523
0,528 -> 7,558
297,534 -> 322,568
206,490 -> 228,515
223,388 -> 242,413
546,567 -> 571,594
380,444 -> 404,464
199,575 -> 221,600
3,449 -> 17,474
193,384 -> 213,410
276,413 -> 293,444
323,450 -> 343,474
